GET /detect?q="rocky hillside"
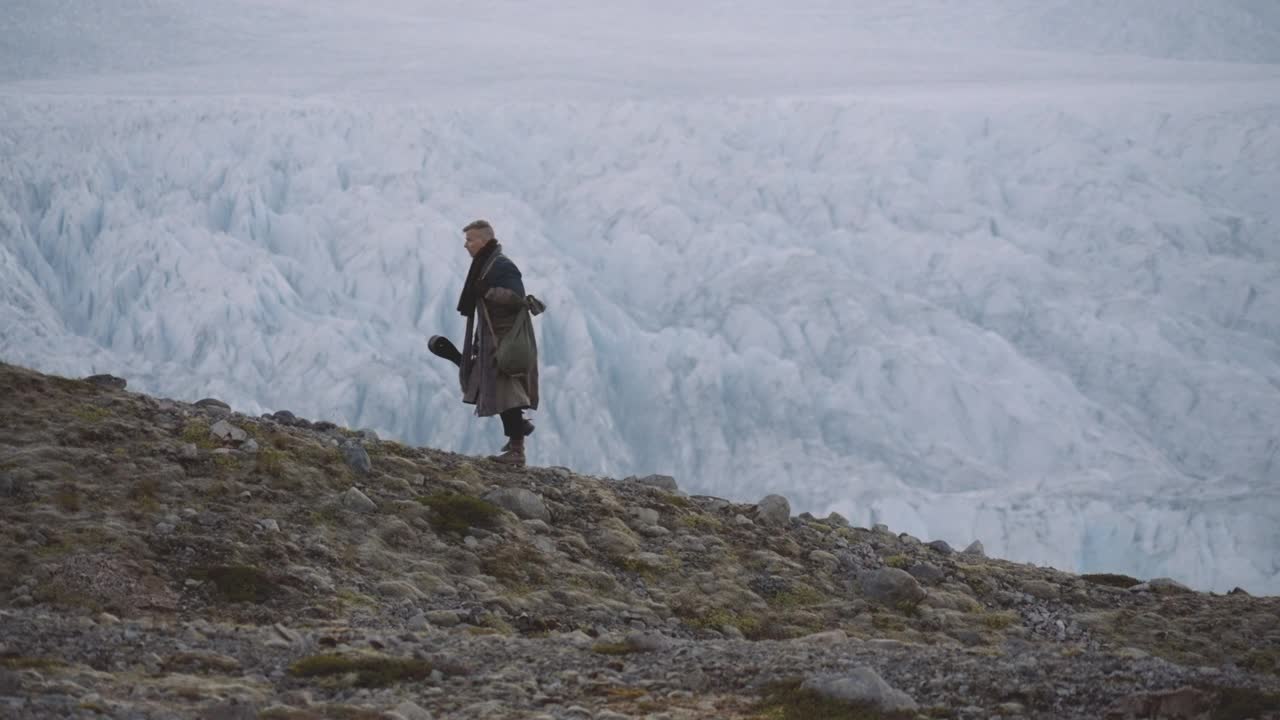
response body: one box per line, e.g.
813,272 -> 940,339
0,361 -> 1277,720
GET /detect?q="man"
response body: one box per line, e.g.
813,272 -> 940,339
455,219 -> 539,466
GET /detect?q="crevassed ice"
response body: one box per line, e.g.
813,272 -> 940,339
2,96 -> 1277,593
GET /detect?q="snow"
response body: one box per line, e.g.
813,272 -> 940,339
2,1 -> 1279,593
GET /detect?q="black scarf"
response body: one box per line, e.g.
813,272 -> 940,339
456,239 -> 500,316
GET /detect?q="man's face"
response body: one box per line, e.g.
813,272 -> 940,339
464,229 -> 489,257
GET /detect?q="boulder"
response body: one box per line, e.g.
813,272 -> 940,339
860,568 -> 926,607
756,494 -> 791,527
84,374 -> 127,390
485,487 -> 551,522
802,667 -> 917,712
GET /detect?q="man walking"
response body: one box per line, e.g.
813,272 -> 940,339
455,219 -> 539,466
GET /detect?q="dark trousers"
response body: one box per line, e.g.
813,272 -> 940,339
499,408 -> 525,438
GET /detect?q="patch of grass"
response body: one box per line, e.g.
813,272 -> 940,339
683,607 -> 763,638
981,611 -> 1019,630
592,642 -> 637,656
0,655 -> 64,670
599,686 -> 647,700
656,493 -> 692,509
308,504 -> 344,526
417,492 -> 501,535
334,588 -> 376,607
180,421 -> 218,450
211,453 -> 239,471
883,555 -> 911,570
680,513 -> 723,532
1081,572 -> 1142,588
751,678 -> 916,720
71,405 -> 110,423
768,585 -> 827,609
53,484 -> 82,513
1239,649 -> 1279,675
127,476 -> 164,512
482,544 -> 546,586
256,447 -> 287,478
380,441 -> 417,459
288,653 -> 433,688
197,564 -> 276,603
1209,685 -> 1280,720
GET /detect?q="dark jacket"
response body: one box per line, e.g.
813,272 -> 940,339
460,252 -> 539,415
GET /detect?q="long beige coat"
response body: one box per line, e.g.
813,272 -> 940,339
460,276 -> 539,417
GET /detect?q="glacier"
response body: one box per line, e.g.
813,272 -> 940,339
2,0 -> 1279,594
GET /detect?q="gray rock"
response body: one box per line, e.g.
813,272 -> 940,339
197,700 -> 259,720
0,474 -> 15,497
826,511 -> 849,527
1147,577 -> 1194,594
733,514 -> 754,527
908,562 -> 945,586
927,540 -> 954,555
963,540 -> 986,557
800,629 -> 848,644
485,487 -> 551,522
341,443 -> 372,474
624,631 -> 671,652
756,494 -> 791,527
860,568 -> 926,607
391,701 -> 434,720
873,523 -> 891,533
195,398 -> 232,417
241,438 -> 259,453
629,474 -> 679,493
407,613 -> 430,631
628,506 -> 661,526
802,667 -> 918,712
84,374 -> 127,390
179,443 -> 199,459
1023,580 -> 1059,600
0,669 -> 20,696
356,428 -> 380,442
209,420 -> 247,443
270,410 -> 298,424
426,610 -> 461,627
257,519 -> 280,533
342,487 -> 377,513
154,522 -> 176,535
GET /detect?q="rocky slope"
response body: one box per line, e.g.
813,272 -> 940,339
0,361 -> 1277,720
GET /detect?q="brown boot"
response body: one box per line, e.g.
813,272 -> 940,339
489,434 -> 525,467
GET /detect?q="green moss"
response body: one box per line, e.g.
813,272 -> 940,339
335,588 -> 376,607
0,655 -> 64,670
656,493 -> 692,509
288,653 -> 433,687
256,447 -> 287,477
883,555 -> 911,570
198,564 -> 276,603
680,514 -> 723,531
768,585 -> 827,609
752,678 -> 916,720
380,441 -> 417,459
684,607 -> 763,637
417,492 -> 501,535
1081,572 -> 1142,588
71,405 -> 110,423
180,421 -> 218,450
